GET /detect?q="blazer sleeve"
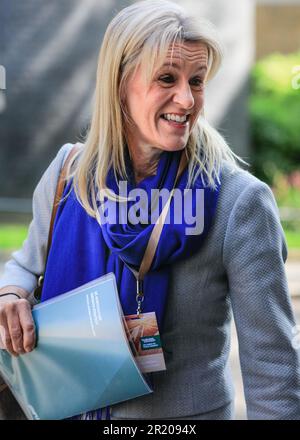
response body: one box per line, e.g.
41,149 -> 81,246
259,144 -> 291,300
223,179 -> 300,420
0,143 -> 74,298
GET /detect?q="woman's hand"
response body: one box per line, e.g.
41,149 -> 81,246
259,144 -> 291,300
0,295 -> 36,356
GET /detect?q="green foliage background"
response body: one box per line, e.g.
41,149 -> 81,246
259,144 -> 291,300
249,52 -> 300,185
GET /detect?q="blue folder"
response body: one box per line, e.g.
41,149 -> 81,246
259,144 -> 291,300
0,273 -> 152,419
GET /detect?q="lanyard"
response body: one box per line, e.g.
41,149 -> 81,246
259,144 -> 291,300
123,150 -> 188,315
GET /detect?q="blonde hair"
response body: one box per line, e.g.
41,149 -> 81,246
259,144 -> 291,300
70,0 -> 246,218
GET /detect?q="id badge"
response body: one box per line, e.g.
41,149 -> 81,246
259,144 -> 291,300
124,311 -> 166,373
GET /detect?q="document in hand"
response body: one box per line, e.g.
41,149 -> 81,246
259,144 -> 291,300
0,273 -> 152,420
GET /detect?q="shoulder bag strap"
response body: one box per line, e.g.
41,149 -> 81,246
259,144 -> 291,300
46,144 -> 81,256
34,143 -> 81,301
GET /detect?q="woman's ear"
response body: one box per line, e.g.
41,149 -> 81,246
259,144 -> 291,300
119,82 -> 126,109
119,77 -> 126,103
120,92 -> 127,114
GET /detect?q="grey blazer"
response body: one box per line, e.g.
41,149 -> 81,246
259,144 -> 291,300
0,143 -> 299,420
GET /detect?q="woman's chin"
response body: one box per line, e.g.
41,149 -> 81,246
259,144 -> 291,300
160,143 -> 187,153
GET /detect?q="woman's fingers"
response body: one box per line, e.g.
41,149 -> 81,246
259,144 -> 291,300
17,300 -> 36,353
0,299 -> 35,356
6,302 -> 25,355
0,307 -> 19,356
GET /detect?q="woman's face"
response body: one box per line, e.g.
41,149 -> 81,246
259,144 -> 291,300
123,41 -> 208,154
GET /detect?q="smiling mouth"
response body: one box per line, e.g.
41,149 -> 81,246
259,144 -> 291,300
160,114 -> 190,128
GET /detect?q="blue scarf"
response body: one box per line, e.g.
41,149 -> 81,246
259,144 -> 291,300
41,148 -> 221,419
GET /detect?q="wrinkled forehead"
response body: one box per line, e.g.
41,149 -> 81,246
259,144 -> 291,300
161,41 -> 208,68
130,40 -> 209,87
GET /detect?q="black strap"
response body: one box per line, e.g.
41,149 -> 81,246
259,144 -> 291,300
0,293 -> 21,299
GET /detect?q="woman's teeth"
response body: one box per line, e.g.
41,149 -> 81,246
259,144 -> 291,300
162,114 -> 188,123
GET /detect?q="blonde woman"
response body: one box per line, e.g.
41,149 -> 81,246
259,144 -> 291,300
0,0 -> 299,420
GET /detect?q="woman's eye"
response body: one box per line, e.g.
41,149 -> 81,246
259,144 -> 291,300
159,75 -> 174,84
190,78 -> 204,87
158,75 -> 204,88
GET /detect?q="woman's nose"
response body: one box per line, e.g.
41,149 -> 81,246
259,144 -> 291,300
173,82 -> 194,109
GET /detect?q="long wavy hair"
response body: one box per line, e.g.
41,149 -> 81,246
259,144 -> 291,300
69,0 -> 246,218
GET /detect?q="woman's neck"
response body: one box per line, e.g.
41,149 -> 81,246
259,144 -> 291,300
128,143 -> 162,184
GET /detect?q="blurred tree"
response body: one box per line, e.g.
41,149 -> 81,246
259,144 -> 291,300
249,52 -> 300,185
